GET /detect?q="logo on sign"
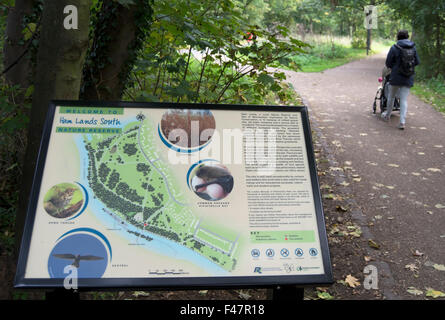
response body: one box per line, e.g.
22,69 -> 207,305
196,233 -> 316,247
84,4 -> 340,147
254,267 -> 262,274
251,249 -> 260,258
280,248 -> 289,257
309,248 -> 318,257
295,248 -> 304,257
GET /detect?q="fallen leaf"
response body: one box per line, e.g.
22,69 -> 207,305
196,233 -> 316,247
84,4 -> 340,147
368,239 -> 380,250
386,186 -> 395,189
337,280 -> 347,286
407,287 -> 423,296
435,204 -> 445,209
405,263 -> 418,272
417,152 -> 425,155
336,205 -> 348,212
317,291 -> 334,300
426,288 -> 445,298
411,172 -> 421,176
238,290 -> 251,300
374,183 -> 385,188
345,274 -> 360,288
364,256 -> 372,262
427,168 -> 442,173
433,145 -> 443,148
413,250 -> 424,257
132,291 -> 150,297
387,164 -> 400,168
344,161 -> 352,166
199,290 -> 208,295
359,133 -> 368,136
339,181 -> 350,187
433,264 -> 445,271
353,177 -> 362,182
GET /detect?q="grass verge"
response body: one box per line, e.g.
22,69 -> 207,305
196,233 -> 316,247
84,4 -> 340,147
287,38 -> 390,73
411,76 -> 445,114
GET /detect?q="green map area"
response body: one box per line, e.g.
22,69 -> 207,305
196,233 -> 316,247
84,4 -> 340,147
84,116 -> 239,271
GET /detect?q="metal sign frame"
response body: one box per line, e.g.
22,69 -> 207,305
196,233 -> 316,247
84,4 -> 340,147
15,100 -> 333,289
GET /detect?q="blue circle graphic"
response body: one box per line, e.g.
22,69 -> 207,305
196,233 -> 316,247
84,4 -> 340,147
67,182 -> 89,221
251,249 -> 260,258
48,233 -> 108,278
309,248 -> 318,257
280,248 -> 289,257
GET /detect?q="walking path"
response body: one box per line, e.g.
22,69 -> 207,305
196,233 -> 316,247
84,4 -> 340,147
283,52 -> 445,299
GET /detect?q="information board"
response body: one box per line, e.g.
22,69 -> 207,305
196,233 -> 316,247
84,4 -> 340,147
15,101 -> 332,288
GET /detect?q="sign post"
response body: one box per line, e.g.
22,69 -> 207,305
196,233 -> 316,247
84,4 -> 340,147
15,101 -> 332,294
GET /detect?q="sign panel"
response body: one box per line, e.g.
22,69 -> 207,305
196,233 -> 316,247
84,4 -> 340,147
15,101 -> 332,288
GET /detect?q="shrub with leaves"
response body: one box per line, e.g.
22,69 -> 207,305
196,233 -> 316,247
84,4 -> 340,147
125,0 -> 309,105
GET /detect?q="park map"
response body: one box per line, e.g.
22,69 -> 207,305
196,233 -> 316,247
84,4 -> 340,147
83,112 -> 238,273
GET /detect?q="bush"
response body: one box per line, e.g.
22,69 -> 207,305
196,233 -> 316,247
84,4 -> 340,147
351,29 -> 367,49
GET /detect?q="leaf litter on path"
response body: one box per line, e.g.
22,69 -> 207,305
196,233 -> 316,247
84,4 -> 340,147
407,287 -> 423,296
426,289 -> 445,298
345,275 -> 360,288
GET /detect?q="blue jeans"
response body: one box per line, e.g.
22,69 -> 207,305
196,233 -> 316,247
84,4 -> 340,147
387,85 -> 410,124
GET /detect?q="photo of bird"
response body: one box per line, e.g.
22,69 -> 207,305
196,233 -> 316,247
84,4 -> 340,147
52,253 -> 104,268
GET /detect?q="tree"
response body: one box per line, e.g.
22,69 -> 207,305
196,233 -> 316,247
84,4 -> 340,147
16,0 -> 91,254
388,0 -> 445,78
81,0 -> 154,100
126,0 -> 307,105
2,0 -> 36,93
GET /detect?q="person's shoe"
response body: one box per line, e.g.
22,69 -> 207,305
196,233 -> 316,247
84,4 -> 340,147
399,123 -> 405,130
381,112 -> 390,122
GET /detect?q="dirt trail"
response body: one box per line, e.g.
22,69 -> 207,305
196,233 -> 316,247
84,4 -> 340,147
284,52 -> 445,299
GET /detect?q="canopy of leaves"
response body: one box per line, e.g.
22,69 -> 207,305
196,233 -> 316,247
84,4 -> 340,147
125,0 -> 309,105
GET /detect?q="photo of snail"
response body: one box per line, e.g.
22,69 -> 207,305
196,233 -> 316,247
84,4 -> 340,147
190,163 -> 234,201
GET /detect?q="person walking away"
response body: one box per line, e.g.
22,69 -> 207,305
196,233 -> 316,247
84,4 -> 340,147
381,30 -> 420,130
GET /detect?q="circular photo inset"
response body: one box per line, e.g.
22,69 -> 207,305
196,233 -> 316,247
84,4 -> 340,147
161,109 -> 216,149
43,183 -> 84,219
190,163 -> 234,201
48,233 -> 108,278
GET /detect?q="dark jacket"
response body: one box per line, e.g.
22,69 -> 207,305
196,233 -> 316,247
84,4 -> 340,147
385,39 -> 420,87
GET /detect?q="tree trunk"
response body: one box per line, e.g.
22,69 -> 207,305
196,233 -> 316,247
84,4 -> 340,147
436,15 -> 442,76
15,0 -> 91,257
81,1 -> 149,101
3,0 -> 34,90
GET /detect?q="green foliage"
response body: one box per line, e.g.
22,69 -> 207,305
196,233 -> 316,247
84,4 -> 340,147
81,0 -> 154,99
0,206 -> 16,255
124,0 -> 308,105
411,75 -> 445,113
387,0 -> 445,78
351,29 -> 367,49
0,86 -> 31,134
0,84 -> 29,256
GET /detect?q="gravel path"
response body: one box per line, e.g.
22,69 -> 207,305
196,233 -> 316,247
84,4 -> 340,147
284,52 -> 445,299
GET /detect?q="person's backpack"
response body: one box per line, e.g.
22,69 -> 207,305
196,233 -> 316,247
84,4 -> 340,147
395,44 -> 416,77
